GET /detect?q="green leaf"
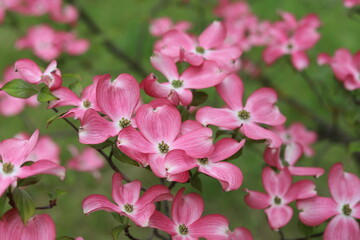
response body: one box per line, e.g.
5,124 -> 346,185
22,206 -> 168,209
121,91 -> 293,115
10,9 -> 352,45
215,130 -> 233,139
111,225 -> 127,240
56,237 -> 75,240
112,145 -> 140,167
13,188 -> 35,224
17,175 -> 42,187
37,85 -> 59,102
177,105 -> 189,122
111,212 -> 125,223
47,189 -> 67,200
349,141 -> 360,154
297,220 -> 315,237
0,79 -> 38,99
190,172 -> 202,192
190,91 -> 208,106
46,111 -> 67,128
0,194 -> 7,218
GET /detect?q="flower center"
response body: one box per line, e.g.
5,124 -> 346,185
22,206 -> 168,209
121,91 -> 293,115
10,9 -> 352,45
286,43 -> 294,52
119,118 -> 131,129
238,110 -> 250,120
342,204 -> 352,216
124,203 -> 134,213
195,46 -> 205,54
198,158 -> 209,165
83,99 -> 91,108
172,80 -> 183,88
158,141 -> 169,154
2,162 -> 14,174
274,196 -> 282,205
178,224 -> 189,235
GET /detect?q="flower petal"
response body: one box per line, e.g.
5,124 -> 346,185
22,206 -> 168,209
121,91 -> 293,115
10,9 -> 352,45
117,127 -> 156,154
262,167 -> 291,197
291,51 -> 310,71
14,59 -> 42,83
82,194 -> 120,215
149,210 -> 177,235
97,73 -> 140,121
242,123 -> 282,148
283,180 -> 317,204
324,215 -> 360,240
18,160 -> 66,180
190,214 -> 229,240
209,138 -> 245,162
196,107 -> 240,130
244,190 -> 271,209
198,21 -> 226,49
265,205 -> 293,230
150,52 -> 179,80
215,74 -> 244,111
199,161 -> 243,191
172,188 -> 204,225
297,196 -> 338,226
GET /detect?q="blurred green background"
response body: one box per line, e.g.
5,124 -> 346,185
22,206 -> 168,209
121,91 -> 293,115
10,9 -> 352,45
0,0 -> 360,239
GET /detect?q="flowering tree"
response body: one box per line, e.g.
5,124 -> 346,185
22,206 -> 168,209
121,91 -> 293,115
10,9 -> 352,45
0,0 -> 360,239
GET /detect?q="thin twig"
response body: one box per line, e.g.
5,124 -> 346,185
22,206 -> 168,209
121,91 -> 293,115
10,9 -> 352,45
36,199 -> 57,210
6,189 -> 16,208
279,229 -> 285,240
285,232 -> 323,240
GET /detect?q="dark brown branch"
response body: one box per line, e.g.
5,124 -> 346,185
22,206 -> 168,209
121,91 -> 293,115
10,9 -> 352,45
36,199 -> 57,210
285,232 -> 323,240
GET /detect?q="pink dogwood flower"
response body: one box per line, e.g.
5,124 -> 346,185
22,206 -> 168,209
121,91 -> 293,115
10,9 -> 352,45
196,74 -> 285,148
263,146 -> 324,178
263,12 -> 320,71
15,59 -> 62,90
67,145 -> 104,179
82,173 -> 172,227
273,122 -> 317,157
0,66 -> 38,116
78,73 -> 140,144
317,49 -> 360,90
156,21 -> 241,71
150,17 -> 191,37
141,52 -> 226,106
0,209 -> 56,240
149,187 -> 230,239
49,75 -> 101,120
0,130 -> 66,196
117,100 -> 214,181
297,163 -> 360,240
244,167 -> 316,230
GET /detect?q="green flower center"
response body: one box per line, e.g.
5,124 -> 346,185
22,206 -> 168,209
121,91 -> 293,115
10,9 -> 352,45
178,224 -> 189,235
158,141 -> 169,154
172,80 -> 183,88
119,118 -> 131,129
124,203 -> 134,213
342,204 -> 352,216
83,100 -> 91,108
198,158 -> 209,165
2,162 -> 14,174
274,196 -> 282,205
195,46 -> 205,54
238,110 -> 250,120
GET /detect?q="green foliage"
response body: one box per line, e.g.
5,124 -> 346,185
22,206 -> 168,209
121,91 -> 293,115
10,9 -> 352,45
112,145 -> 140,167
190,172 -> 202,192
1,79 -> 38,99
0,194 -> 6,218
37,85 -> 59,102
13,188 -> 35,224
111,225 -> 127,240
190,91 -> 208,106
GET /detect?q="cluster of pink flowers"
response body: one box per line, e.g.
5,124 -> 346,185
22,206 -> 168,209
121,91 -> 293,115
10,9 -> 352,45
0,0 -> 78,24
16,24 -> 89,61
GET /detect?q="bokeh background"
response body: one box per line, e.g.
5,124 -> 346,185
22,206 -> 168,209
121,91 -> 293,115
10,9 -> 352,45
0,0 -> 360,239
